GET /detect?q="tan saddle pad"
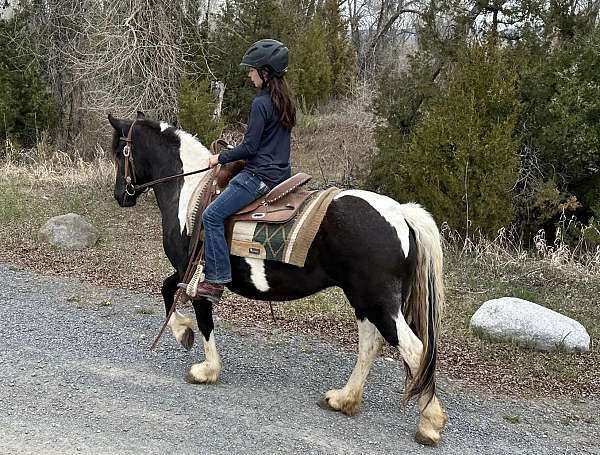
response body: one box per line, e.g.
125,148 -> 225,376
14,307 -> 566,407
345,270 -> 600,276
227,187 -> 341,267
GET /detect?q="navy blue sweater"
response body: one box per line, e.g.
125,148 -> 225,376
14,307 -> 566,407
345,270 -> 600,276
218,89 -> 291,188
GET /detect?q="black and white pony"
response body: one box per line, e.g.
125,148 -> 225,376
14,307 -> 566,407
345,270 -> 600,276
108,113 -> 448,445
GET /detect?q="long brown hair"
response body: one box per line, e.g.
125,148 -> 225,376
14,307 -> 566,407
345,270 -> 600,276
267,76 -> 296,130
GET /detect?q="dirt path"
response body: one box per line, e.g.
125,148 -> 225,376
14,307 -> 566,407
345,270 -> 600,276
0,263 -> 597,454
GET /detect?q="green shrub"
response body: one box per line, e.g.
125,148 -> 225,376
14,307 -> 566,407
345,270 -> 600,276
515,29 -> 600,223
289,18 -> 332,110
177,75 -> 224,146
370,44 -> 521,237
0,16 -> 56,148
542,39 -> 600,183
319,0 -> 356,98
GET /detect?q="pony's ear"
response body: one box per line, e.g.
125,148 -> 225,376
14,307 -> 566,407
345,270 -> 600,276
136,111 -> 146,120
108,114 -> 130,136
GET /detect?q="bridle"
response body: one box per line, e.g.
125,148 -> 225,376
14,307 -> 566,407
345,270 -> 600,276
120,119 -> 139,196
118,120 -> 218,196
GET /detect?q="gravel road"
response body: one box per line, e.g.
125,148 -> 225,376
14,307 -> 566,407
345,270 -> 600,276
0,263 -> 598,455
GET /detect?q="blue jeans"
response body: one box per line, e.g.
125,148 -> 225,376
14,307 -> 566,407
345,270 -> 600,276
202,170 -> 270,283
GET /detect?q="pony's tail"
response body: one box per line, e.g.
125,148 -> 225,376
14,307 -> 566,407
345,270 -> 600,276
398,203 -> 444,404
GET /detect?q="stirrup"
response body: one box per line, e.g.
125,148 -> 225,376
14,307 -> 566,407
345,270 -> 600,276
185,261 -> 205,298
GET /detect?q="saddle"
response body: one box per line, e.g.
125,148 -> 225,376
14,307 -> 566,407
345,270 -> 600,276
231,173 -> 315,224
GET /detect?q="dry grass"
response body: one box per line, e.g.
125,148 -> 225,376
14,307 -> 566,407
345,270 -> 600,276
1,139 -> 114,188
291,83 -> 377,188
0,99 -> 598,399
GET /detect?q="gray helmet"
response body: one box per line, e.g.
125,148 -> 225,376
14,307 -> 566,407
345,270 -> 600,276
240,39 -> 288,77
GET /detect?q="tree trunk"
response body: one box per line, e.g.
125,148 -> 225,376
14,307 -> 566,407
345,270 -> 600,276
211,81 -> 225,121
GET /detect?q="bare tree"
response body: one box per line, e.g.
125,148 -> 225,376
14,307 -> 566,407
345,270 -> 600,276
342,0 -> 422,73
26,0 -> 207,153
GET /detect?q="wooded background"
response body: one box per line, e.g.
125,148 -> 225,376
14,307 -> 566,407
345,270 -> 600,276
1,0 -> 599,247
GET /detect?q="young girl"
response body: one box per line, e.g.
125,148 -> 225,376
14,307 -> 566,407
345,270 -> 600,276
183,39 -> 296,301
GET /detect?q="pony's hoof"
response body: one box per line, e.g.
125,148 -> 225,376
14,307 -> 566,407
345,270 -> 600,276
185,362 -> 220,384
185,371 -> 201,384
415,424 -> 442,446
180,327 -> 195,351
318,389 -> 360,416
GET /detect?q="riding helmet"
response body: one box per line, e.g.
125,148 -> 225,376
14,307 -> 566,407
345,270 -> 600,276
240,39 -> 288,77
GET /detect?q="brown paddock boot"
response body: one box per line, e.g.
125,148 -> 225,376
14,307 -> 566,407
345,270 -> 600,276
178,282 -> 225,303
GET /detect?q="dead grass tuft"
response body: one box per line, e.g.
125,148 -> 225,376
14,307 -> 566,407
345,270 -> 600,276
1,139 -> 114,189
443,219 -> 600,276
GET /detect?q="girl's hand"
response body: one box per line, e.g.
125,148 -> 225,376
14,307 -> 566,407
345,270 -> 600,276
209,154 -> 220,168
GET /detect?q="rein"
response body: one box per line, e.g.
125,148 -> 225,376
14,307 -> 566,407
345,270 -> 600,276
128,166 -> 213,193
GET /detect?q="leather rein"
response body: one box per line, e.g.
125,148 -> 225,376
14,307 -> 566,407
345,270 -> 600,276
119,119 -> 213,196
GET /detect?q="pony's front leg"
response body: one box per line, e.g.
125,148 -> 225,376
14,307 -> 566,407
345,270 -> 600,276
321,318 -> 382,415
162,272 -> 195,350
186,299 -> 222,384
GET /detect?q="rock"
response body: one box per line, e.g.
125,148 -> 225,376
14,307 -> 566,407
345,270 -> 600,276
39,213 -> 99,249
470,297 -> 590,352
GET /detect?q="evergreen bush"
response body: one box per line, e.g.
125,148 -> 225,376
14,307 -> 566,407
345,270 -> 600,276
0,15 -> 56,148
177,75 -> 224,147
370,44 -> 521,237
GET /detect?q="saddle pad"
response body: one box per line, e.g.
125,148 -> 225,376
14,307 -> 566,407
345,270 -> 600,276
229,187 -> 341,267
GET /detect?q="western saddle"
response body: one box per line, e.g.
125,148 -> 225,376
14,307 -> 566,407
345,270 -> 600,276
230,172 -> 314,223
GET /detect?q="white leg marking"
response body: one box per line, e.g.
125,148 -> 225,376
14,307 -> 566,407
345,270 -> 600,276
173,129 -> 212,234
334,189 -> 411,258
167,310 -> 194,345
188,333 -> 222,384
345,318 -> 382,391
325,318 -> 382,415
245,257 -> 270,292
394,307 -> 423,374
393,307 -> 447,445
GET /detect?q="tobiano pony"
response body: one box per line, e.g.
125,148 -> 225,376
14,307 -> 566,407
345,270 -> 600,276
108,112 -> 448,445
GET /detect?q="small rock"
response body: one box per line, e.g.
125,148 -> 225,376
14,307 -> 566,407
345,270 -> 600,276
39,213 -> 99,250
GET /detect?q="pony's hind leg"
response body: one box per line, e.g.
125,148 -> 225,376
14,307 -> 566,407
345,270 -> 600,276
394,313 -> 448,445
320,317 -> 382,416
186,298 -> 222,384
162,272 -> 195,350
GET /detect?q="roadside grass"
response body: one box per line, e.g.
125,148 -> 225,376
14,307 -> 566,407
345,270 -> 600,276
0,150 -> 171,291
0,116 -> 598,398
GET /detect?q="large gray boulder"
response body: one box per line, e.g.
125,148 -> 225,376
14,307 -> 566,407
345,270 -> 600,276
39,213 -> 99,250
470,297 -> 590,353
